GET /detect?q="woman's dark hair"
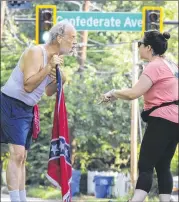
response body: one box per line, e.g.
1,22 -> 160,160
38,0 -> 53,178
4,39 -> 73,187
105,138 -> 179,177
143,30 -> 170,55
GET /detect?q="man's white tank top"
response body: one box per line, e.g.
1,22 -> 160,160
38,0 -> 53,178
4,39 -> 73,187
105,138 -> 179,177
1,45 -> 53,106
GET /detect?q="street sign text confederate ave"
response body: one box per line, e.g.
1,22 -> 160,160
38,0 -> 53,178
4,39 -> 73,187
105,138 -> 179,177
57,12 -> 142,31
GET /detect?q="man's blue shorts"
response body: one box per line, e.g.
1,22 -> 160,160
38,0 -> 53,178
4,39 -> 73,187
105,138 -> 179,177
0,93 -> 33,150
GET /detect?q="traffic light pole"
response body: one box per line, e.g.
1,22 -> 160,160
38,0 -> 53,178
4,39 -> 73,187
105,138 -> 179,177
164,21 -> 179,25
130,41 -> 139,189
13,17 -> 179,25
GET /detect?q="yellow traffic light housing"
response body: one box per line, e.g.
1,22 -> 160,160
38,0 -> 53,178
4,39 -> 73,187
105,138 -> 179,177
35,5 -> 57,44
142,6 -> 164,35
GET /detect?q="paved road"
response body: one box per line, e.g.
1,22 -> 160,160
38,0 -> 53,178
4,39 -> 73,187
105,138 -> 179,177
1,193 -> 178,202
171,194 -> 178,202
1,194 -> 60,202
1,194 -> 87,202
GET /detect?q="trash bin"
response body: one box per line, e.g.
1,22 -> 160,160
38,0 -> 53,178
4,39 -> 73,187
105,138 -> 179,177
71,170 -> 81,197
93,176 -> 114,198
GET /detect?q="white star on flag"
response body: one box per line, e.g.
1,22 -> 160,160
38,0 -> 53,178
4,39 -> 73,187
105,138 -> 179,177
51,144 -> 59,155
65,148 -> 68,157
57,83 -> 60,91
60,142 -> 65,151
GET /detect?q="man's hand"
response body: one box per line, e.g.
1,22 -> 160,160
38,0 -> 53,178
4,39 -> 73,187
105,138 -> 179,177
49,55 -> 64,68
45,68 -> 66,96
47,55 -> 64,77
47,55 -> 66,84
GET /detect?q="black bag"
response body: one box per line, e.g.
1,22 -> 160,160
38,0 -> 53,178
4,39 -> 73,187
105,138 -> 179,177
141,100 -> 179,123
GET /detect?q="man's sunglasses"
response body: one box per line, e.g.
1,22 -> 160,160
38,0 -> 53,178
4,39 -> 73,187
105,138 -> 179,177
138,41 -> 145,48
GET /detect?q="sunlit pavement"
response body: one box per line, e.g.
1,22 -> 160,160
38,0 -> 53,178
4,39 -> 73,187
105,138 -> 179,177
171,194 -> 178,202
1,193 -> 178,202
1,194 -> 54,202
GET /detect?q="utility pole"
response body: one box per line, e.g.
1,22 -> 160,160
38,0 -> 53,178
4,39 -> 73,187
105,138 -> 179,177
1,0 -> 6,39
130,41 -> 139,189
78,0 -> 90,68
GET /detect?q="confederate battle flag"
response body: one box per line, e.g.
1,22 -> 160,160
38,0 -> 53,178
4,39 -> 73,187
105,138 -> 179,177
46,66 -> 72,202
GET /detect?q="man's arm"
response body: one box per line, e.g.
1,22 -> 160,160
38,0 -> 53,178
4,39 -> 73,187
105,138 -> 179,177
45,68 -> 66,96
22,47 -> 51,93
45,80 -> 57,96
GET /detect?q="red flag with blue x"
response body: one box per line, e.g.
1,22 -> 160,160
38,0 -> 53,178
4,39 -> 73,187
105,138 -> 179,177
46,67 -> 72,202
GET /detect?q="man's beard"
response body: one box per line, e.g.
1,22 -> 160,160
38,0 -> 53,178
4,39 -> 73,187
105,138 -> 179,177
59,48 -> 69,55
60,48 -> 77,57
68,48 -> 77,57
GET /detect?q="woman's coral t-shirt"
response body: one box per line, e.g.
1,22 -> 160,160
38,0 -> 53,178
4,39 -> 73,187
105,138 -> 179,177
142,58 -> 178,123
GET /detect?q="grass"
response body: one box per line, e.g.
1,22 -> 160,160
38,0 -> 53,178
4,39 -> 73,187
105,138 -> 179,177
26,186 -> 160,202
27,186 -> 62,200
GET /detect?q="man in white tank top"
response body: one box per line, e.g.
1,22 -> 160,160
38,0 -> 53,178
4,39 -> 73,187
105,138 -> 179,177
1,20 -> 77,202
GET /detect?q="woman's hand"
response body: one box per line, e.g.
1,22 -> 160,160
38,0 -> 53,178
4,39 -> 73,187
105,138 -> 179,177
98,89 -> 117,104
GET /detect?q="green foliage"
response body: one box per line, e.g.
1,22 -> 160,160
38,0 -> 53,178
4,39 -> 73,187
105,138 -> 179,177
1,1 -> 178,188
171,146 -> 179,176
27,186 -> 61,199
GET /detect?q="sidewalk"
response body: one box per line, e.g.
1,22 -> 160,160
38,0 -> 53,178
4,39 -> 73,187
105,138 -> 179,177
1,194 -> 53,202
1,194 -> 112,202
1,194 -> 116,202
1,186 -> 61,202
1,188 -> 112,202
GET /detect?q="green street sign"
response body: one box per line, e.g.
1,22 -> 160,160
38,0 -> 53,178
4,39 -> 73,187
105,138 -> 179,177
57,11 -> 142,31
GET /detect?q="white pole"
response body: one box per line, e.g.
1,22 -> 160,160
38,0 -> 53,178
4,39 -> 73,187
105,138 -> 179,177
130,41 -> 139,188
138,102 -> 143,143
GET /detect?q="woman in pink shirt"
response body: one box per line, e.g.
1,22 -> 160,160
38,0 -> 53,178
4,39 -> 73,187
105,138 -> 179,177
101,30 -> 178,202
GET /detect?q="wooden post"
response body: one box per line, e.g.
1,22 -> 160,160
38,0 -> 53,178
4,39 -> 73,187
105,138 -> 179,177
78,0 -> 90,68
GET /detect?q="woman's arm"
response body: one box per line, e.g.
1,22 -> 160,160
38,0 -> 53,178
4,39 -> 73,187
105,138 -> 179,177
103,74 -> 153,102
113,74 -> 153,100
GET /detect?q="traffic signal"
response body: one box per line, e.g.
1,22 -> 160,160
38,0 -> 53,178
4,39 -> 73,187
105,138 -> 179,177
8,1 -> 32,9
36,5 -> 56,44
142,6 -> 163,35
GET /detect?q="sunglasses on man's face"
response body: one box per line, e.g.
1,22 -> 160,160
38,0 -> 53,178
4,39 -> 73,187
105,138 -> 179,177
138,41 -> 145,48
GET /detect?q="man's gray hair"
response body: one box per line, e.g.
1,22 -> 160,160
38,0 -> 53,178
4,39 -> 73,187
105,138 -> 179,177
46,20 -> 73,44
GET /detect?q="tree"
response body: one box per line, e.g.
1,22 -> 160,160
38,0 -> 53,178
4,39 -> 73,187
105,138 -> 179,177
1,1 -> 178,186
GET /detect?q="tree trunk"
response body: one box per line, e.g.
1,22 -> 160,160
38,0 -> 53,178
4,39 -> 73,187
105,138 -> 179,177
69,126 -> 76,166
1,1 -> 6,39
78,1 -> 90,69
